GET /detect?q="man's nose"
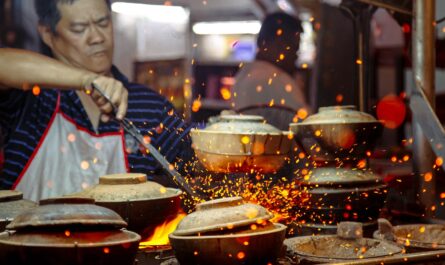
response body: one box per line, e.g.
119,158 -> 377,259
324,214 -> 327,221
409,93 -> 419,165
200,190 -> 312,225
88,25 -> 105,44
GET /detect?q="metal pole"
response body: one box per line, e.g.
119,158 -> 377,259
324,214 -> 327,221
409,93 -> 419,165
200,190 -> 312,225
355,8 -> 371,112
412,0 -> 436,216
357,15 -> 365,112
341,4 -> 371,113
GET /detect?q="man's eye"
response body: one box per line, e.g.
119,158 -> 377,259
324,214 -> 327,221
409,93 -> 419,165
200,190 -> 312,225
98,19 -> 110,27
71,27 -> 86,33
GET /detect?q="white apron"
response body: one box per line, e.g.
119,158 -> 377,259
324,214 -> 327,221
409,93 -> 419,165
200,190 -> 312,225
13,94 -> 128,201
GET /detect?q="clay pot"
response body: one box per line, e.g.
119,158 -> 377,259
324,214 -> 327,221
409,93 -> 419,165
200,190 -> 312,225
374,219 -> 445,252
170,223 -> 286,265
296,168 -> 387,226
173,197 -> 273,236
169,197 -> 287,265
0,197 -> 140,265
302,167 -> 384,186
69,173 -> 182,238
303,105 -> 378,124
0,190 -> 36,232
290,106 -> 383,162
191,115 -> 292,173
286,222 -> 403,264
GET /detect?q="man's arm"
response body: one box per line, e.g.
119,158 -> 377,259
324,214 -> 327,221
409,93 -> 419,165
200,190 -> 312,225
0,48 -> 127,120
0,48 -> 95,91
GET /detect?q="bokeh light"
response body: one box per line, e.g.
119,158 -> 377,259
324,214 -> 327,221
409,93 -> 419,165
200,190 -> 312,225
32,85 -> 41,96
376,94 -> 406,129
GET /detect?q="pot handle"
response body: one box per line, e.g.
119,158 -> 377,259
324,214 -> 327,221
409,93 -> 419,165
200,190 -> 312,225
337,221 -> 363,240
374,218 -> 396,242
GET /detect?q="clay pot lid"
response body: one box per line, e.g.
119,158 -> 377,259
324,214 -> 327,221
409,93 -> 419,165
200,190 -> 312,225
201,114 -> 282,134
2,229 -> 141,248
70,173 -> 181,202
190,114 -> 291,159
302,168 -> 383,185
286,222 -> 402,261
0,190 -> 23,202
0,191 -> 37,222
173,197 -> 274,236
374,219 -> 445,249
286,235 -> 402,260
6,197 -> 127,231
393,224 -> 445,247
99,173 -> 148,184
300,105 -> 379,125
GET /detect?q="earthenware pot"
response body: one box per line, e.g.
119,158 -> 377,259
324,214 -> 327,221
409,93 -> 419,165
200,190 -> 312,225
0,197 -> 140,265
69,173 -> 182,238
170,197 -> 286,265
173,197 -> 274,236
0,190 -> 37,232
374,219 -> 445,252
191,115 -> 292,173
286,222 -> 403,264
290,106 -> 383,161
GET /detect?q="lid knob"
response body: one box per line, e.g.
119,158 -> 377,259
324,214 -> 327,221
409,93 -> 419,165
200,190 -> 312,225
99,173 -> 147,185
0,190 -> 24,202
196,196 -> 243,211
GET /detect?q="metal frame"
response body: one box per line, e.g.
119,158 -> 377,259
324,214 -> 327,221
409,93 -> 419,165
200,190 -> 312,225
411,0 -> 438,215
326,249 -> 445,265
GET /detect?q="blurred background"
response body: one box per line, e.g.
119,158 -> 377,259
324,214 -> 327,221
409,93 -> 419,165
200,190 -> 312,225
1,0 -> 445,219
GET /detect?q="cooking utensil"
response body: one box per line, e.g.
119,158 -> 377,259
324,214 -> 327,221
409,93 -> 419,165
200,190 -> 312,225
0,191 -> 37,232
286,235 -> 403,264
286,222 -> 403,264
169,223 -> 286,265
191,115 -> 292,173
289,106 -> 383,161
91,83 -> 195,198
302,167 -> 384,186
326,249 -> 445,265
7,197 -> 126,230
169,197 -> 286,265
374,219 -> 445,251
296,167 -> 386,228
173,197 -> 273,236
69,173 -> 182,238
0,197 -> 140,265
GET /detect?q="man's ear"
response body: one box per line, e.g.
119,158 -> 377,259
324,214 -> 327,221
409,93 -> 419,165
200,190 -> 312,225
37,24 -> 54,49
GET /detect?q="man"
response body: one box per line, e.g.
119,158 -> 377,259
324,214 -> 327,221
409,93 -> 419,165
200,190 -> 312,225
0,0 -> 193,201
231,12 -> 309,129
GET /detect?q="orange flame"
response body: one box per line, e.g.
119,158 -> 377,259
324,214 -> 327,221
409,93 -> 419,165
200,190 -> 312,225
139,213 -> 186,249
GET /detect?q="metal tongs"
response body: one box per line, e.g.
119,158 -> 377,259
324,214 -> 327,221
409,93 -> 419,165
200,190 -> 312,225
91,83 -> 195,197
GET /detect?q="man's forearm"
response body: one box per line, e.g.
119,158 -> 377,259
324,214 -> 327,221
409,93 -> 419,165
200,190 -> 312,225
0,48 -> 96,91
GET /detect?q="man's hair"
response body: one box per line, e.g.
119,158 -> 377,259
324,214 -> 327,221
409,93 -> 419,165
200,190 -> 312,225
34,0 -> 111,33
257,12 -> 303,48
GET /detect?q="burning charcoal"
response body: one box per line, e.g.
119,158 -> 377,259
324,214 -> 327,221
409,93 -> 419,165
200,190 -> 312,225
337,221 -> 363,239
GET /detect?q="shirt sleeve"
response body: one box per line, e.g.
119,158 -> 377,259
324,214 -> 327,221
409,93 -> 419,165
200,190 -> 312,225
152,99 -> 196,177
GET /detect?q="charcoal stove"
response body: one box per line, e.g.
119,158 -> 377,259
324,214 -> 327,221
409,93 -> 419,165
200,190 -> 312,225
135,247 -> 296,265
135,246 -> 177,265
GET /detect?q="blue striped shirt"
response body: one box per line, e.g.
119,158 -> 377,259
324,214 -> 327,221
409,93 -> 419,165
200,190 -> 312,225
0,66 -> 194,189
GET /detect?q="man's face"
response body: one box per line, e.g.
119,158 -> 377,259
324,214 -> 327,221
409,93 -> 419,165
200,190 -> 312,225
43,0 -> 114,75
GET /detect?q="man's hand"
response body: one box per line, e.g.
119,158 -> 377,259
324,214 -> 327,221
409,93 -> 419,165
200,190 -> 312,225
83,75 -> 128,122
